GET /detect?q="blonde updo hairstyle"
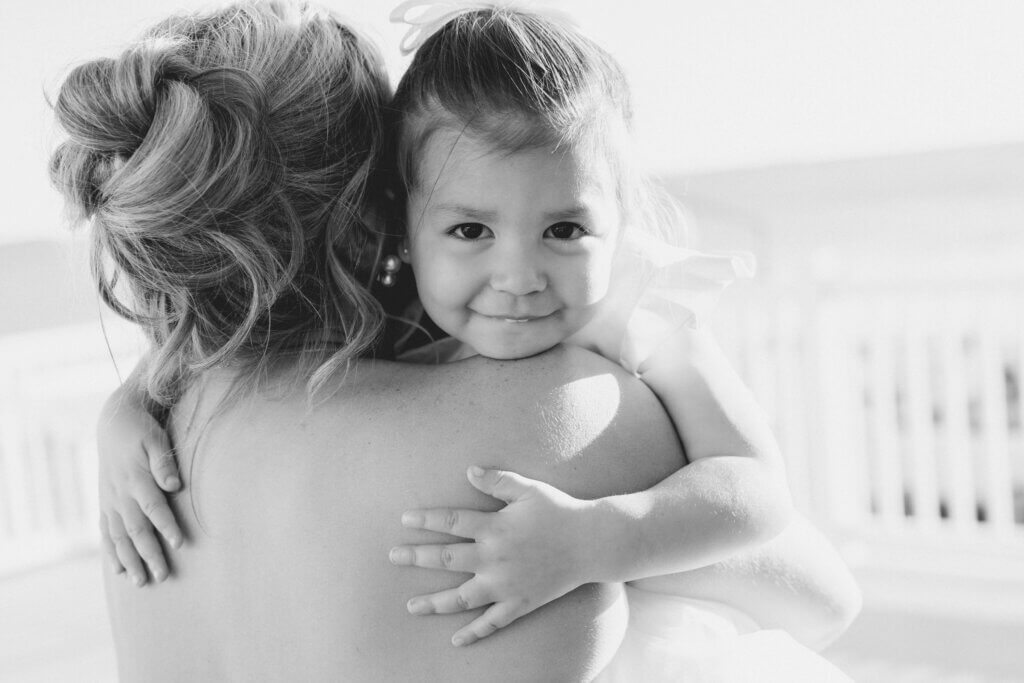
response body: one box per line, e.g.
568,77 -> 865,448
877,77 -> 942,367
50,1 -> 391,404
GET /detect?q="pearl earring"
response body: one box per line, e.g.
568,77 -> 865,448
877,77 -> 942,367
379,253 -> 402,287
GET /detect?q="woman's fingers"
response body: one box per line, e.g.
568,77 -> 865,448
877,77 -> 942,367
400,507 -> 488,538
132,478 -> 183,549
144,434 -> 181,492
451,600 -> 524,647
106,510 -> 149,586
389,542 -> 478,572
405,579 -> 491,615
119,501 -> 170,583
100,512 -> 125,575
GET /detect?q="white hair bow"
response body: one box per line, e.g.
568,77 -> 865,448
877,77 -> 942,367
389,0 -> 574,56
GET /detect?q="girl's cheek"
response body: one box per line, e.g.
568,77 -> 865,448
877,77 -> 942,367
580,254 -> 615,304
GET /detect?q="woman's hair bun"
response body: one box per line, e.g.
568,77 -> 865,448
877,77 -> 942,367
51,43 -> 274,229
49,1 -> 392,404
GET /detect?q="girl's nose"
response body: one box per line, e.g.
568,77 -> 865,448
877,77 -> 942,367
489,247 -> 546,296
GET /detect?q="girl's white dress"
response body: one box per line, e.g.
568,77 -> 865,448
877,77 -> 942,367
595,586 -> 852,682
593,237 -> 851,681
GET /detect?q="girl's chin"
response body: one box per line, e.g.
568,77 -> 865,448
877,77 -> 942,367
473,340 -> 562,361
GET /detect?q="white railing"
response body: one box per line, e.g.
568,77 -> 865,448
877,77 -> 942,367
713,281 -> 1024,617
0,320 -> 142,576
3,284 -> 1023,608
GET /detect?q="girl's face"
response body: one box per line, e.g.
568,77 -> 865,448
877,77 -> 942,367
404,129 -> 620,360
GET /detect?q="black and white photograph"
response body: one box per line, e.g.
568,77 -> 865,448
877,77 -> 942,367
2,0 -> 1023,680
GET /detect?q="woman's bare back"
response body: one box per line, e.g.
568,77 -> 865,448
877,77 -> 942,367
105,347 -> 684,682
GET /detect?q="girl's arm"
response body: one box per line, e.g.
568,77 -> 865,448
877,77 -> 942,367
631,514 -> 862,650
391,326 -> 796,646
391,468 -> 854,649
599,323 -> 795,579
97,357 -> 183,586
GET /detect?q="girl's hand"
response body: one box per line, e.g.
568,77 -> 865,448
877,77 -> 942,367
389,467 -> 596,647
97,391 -> 183,586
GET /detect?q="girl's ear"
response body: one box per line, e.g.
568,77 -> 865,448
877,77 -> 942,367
399,237 -> 412,264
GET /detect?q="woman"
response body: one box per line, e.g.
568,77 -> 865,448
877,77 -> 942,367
50,2 -> 858,680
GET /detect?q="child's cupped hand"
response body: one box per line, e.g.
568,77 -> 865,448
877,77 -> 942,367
389,467 -> 598,647
97,392 -> 183,586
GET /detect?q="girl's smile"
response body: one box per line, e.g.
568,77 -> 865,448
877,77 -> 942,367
403,128 -> 621,360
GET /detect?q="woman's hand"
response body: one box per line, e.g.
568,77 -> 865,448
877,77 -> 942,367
97,388 -> 183,586
389,467 -> 597,646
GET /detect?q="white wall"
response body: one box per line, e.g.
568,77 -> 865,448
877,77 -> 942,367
6,0 -> 1024,245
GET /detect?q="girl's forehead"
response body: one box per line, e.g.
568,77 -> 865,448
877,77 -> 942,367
416,126 -> 617,193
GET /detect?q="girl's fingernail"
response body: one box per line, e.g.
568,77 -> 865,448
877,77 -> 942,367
407,599 -> 425,614
389,548 -> 404,564
133,575 -> 145,587
401,512 -> 422,527
153,569 -> 166,582
468,466 -> 484,478
166,476 -> 181,489
169,535 -> 182,549
452,635 -> 467,647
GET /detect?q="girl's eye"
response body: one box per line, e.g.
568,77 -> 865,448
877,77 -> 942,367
544,222 -> 588,240
448,223 -> 492,240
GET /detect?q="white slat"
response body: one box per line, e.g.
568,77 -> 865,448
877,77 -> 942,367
939,317 -> 978,531
904,312 -> 940,528
977,316 -> 1014,532
868,321 -> 905,528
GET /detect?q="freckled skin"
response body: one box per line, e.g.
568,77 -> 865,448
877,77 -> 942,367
104,349 -> 684,682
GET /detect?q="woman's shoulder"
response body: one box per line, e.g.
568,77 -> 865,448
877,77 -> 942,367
446,344 -> 635,383
396,336 -> 468,364
170,346 -> 645,433
170,347 -> 678,498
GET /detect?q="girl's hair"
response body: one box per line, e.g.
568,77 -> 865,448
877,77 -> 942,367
388,6 -> 682,241
49,1 -> 392,405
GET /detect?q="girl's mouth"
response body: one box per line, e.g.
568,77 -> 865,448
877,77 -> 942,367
473,311 -> 557,324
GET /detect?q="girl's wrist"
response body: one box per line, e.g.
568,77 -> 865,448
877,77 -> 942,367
579,495 -> 643,584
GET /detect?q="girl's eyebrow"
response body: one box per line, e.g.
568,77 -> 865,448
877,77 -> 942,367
432,202 -> 498,221
429,202 -> 591,222
544,205 -> 590,221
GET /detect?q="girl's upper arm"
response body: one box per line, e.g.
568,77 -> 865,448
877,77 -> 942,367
639,326 -> 783,468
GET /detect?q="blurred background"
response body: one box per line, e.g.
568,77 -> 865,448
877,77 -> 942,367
2,0 -> 1022,680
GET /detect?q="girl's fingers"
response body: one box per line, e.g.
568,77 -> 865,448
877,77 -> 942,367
144,435 -> 181,492
406,580 -> 491,616
119,501 -> 170,583
400,507 -> 488,538
389,542 -> 478,572
100,512 -> 125,574
106,510 -> 149,587
466,467 -> 535,504
452,600 -> 524,646
132,478 -> 183,549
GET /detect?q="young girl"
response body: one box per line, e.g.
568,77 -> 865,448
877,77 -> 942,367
96,3 -> 857,679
